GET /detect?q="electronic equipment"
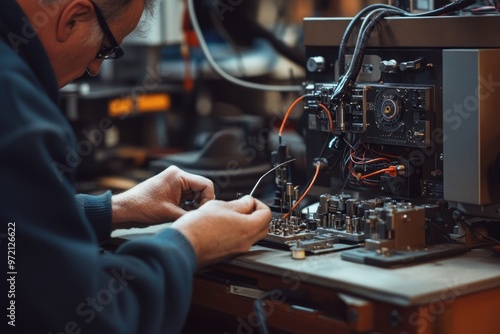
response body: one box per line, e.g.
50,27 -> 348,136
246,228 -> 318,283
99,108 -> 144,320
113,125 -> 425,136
388,0 -> 449,12
256,5 -> 500,266
303,13 -> 500,212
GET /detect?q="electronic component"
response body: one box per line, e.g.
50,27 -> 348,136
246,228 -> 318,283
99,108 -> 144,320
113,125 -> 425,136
305,83 -> 433,148
300,6 -> 500,266
340,202 -> 468,267
264,214 -> 356,254
259,191 -> 469,264
254,3 -> 500,266
304,14 -> 500,209
314,193 -> 366,243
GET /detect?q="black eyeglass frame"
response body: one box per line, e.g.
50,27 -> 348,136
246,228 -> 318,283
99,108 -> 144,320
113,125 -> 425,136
90,1 -> 124,59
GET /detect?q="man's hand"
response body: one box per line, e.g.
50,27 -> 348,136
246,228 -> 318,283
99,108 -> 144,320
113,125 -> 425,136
171,195 -> 272,268
111,166 -> 215,224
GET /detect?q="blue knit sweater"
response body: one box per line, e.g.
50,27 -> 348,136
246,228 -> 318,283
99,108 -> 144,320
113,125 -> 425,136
0,1 -> 196,333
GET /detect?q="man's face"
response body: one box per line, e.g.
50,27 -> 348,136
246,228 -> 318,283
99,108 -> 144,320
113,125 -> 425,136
46,0 -> 145,88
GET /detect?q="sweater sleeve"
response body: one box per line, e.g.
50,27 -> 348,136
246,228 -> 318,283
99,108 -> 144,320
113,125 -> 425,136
0,43 -> 197,334
76,192 -> 113,243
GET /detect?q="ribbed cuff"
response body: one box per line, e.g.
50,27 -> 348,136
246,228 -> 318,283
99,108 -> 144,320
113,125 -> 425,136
76,191 -> 112,243
155,228 -> 198,272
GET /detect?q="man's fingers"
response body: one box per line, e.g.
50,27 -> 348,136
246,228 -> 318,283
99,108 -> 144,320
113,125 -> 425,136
227,196 -> 272,226
227,195 -> 260,214
253,198 -> 271,213
180,174 -> 215,205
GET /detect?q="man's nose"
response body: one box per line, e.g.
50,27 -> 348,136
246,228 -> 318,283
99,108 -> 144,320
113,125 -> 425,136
86,59 -> 104,77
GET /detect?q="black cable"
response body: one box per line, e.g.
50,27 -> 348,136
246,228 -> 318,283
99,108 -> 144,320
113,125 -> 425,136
254,288 -> 312,334
335,0 -> 478,101
339,0 -> 478,74
187,0 -> 302,91
338,4 -> 407,76
418,0 -> 478,16
431,222 -> 456,243
333,8 -> 403,102
239,14 -> 306,67
211,1 -> 306,68
254,298 -> 270,334
341,163 -> 355,193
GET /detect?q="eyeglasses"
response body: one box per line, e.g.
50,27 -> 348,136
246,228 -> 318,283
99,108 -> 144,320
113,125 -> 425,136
90,1 -> 124,59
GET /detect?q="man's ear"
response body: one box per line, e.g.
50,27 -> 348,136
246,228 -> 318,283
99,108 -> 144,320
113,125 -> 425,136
56,0 -> 95,42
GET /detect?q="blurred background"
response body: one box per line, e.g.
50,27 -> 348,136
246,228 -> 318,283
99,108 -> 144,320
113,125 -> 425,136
59,0 -> 476,200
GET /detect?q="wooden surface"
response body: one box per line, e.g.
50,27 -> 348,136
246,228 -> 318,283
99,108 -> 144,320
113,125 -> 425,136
113,224 -> 500,306
224,246 -> 500,307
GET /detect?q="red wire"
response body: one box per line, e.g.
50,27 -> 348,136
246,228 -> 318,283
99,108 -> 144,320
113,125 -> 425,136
283,163 -> 321,219
356,166 -> 397,180
278,95 -> 328,218
359,168 -> 390,179
354,151 -> 389,163
350,150 -> 390,165
279,94 -> 308,138
279,96 -> 333,139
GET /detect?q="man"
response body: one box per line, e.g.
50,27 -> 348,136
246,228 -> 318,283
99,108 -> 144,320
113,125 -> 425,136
0,0 -> 271,332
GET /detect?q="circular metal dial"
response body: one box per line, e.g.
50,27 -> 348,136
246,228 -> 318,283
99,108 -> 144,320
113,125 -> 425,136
375,89 -> 404,132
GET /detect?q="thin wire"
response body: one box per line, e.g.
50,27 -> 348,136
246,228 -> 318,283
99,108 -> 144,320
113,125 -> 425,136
343,137 -> 356,151
351,154 -> 390,165
283,162 -> 321,219
186,0 -> 303,92
340,163 -> 355,194
279,94 -> 310,140
278,96 -> 329,146
358,167 -> 392,179
249,159 -> 296,197
478,233 -> 500,244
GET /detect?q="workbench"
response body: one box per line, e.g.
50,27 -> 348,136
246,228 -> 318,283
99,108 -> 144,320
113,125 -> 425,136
184,246 -> 500,334
112,223 -> 500,333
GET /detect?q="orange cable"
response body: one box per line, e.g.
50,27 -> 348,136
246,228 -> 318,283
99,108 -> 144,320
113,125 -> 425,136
283,163 -> 322,219
350,150 -> 391,165
279,94 -> 308,138
359,169 -> 388,179
358,166 -> 397,179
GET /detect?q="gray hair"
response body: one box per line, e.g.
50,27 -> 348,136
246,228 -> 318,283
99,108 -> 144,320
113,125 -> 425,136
93,0 -> 156,23
41,0 -> 157,46
40,0 -> 156,20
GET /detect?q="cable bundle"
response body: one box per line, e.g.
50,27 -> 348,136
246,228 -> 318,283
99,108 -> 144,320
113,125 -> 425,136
332,0 -> 478,103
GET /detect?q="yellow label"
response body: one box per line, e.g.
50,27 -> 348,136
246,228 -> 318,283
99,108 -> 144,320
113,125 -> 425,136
108,93 -> 171,117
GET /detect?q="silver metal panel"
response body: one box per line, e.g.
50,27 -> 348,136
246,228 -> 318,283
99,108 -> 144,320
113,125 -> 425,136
304,16 -> 500,48
443,49 -> 500,205
337,54 -> 382,82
